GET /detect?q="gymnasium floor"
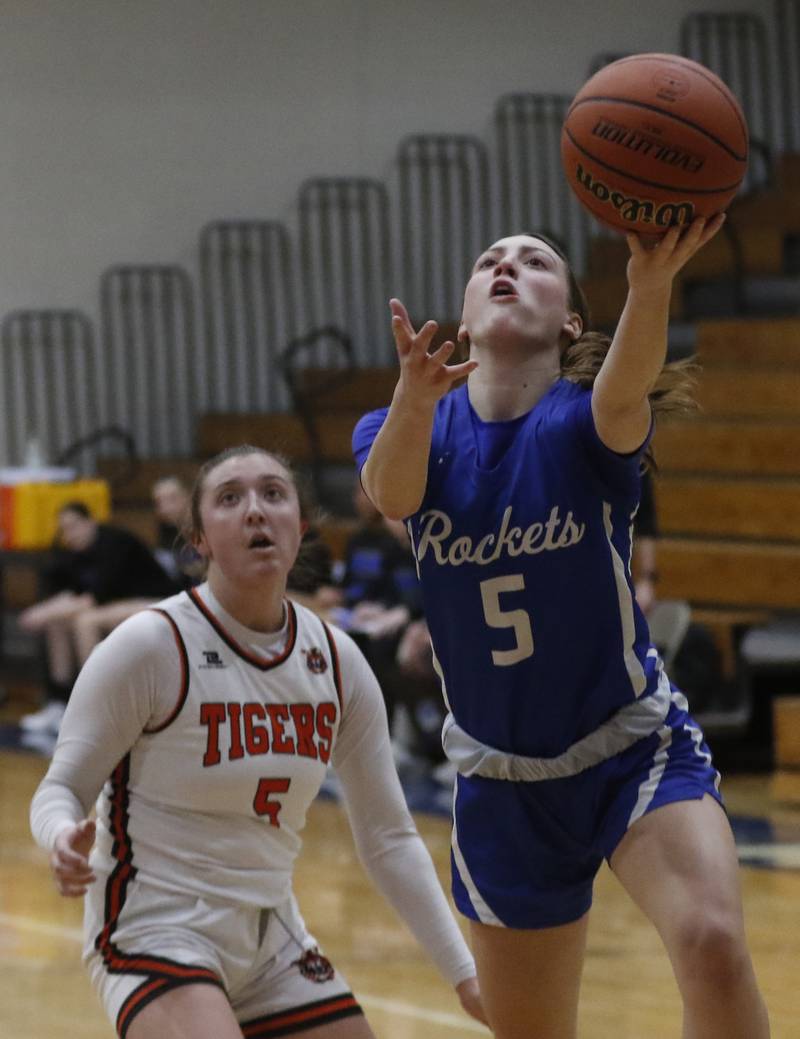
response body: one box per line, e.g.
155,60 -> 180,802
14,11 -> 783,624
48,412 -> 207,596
1,697 -> 799,1038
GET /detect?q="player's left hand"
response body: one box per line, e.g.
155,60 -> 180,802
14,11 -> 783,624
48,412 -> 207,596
51,818 -> 97,897
626,213 -> 725,293
456,975 -> 488,1026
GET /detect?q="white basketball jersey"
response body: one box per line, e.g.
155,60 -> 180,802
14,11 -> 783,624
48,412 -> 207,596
91,589 -> 343,907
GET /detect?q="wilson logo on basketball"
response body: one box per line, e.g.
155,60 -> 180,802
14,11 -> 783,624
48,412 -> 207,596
574,163 -> 695,228
304,648 -> 328,674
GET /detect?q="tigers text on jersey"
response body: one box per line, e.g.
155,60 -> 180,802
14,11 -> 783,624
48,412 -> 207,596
353,379 -> 659,759
91,588 -> 343,907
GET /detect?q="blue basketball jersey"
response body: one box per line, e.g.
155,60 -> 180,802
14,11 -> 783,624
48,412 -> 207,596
353,379 -> 658,758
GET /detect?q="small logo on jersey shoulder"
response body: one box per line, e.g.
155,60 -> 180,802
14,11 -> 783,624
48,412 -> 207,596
303,647 -> 328,674
293,947 -> 335,983
200,650 -> 226,669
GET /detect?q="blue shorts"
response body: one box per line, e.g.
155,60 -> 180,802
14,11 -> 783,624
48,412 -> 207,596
450,694 -> 723,929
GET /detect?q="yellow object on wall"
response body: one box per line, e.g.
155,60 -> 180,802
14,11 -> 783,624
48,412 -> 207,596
0,480 -> 111,549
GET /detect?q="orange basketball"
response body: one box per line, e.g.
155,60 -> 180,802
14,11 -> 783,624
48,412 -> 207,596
560,53 -> 748,235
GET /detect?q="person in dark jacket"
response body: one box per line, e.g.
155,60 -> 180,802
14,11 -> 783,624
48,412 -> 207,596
18,501 -> 180,737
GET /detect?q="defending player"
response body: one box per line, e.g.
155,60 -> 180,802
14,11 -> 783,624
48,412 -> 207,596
30,446 -> 484,1039
354,220 -> 770,1038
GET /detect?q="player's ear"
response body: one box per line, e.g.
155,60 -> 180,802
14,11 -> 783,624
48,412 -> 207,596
192,529 -> 210,560
457,322 -> 470,346
562,310 -> 582,343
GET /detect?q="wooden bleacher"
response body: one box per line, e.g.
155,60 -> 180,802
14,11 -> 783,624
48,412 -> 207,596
653,316 -> 800,605
582,153 -> 800,329
195,320 -> 800,619
652,315 -> 800,790
654,419 -> 800,476
198,367 -> 400,465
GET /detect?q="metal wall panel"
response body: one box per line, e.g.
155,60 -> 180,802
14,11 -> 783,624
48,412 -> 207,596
100,265 -> 196,457
199,220 -> 296,414
298,178 -> 393,367
396,134 -> 491,324
495,93 -> 591,274
0,310 -> 97,468
680,12 -> 774,189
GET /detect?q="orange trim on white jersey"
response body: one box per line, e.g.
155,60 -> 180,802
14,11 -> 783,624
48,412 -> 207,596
143,609 -> 190,734
187,589 -> 298,670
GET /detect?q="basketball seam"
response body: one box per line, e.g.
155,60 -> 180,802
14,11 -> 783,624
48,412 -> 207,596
562,128 -> 743,196
566,97 -> 747,163
587,54 -> 747,137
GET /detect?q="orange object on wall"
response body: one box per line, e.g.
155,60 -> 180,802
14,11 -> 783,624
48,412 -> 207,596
0,480 -> 111,550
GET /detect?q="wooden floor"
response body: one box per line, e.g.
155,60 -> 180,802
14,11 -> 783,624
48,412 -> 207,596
2,742 -> 800,1037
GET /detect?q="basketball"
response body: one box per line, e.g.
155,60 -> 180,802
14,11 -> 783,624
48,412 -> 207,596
560,53 -> 748,235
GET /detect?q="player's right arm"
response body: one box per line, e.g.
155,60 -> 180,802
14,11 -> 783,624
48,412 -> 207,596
360,299 -> 477,519
29,611 -> 181,894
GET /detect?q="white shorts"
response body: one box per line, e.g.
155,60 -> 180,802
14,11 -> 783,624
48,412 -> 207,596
83,872 -> 362,1037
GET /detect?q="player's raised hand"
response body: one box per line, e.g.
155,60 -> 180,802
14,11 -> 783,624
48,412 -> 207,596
626,213 -> 725,295
390,299 -> 477,408
51,818 -> 96,897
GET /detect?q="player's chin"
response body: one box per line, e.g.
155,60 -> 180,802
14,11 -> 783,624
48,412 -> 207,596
481,309 -> 528,336
240,551 -> 287,578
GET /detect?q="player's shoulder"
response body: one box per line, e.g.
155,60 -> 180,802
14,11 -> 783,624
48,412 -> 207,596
548,377 -> 588,409
124,597 -> 187,636
429,384 -> 469,445
90,598 -> 188,661
536,378 -> 591,430
352,405 -> 389,447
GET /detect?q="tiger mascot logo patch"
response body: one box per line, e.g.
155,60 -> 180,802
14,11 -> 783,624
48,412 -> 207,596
304,647 -> 328,674
294,947 -> 335,982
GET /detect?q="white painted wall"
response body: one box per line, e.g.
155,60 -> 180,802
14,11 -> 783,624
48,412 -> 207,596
0,0 -> 776,319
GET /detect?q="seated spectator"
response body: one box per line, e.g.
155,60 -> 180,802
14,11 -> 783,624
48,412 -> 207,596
151,475 -> 203,588
18,501 -> 181,739
331,483 -> 416,619
320,483 -> 446,767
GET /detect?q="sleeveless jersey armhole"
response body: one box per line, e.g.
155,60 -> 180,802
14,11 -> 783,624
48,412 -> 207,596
142,608 -> 190,734
320,620 -> 344,714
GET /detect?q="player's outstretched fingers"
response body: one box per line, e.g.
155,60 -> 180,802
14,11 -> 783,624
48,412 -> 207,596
390,302 -> 440,361
428,340 -> 478,384
445,358 -> 479,382
432,340 -> 477,386
699,212 -> 726,246
672,214 -> 725,267
428,339 -> 455,363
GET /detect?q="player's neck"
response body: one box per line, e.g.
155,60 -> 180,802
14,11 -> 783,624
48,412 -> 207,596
206,571 -> 286,633
467,351 -> 560,422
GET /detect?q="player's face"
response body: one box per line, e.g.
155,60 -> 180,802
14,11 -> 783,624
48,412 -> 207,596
152,479 -> 189,526
460,235 -> 581,350
195,453 -> 304,587
57,510 -> 97,551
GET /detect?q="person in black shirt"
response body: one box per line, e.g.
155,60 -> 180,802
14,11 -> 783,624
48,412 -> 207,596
18,501 -> 180,736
